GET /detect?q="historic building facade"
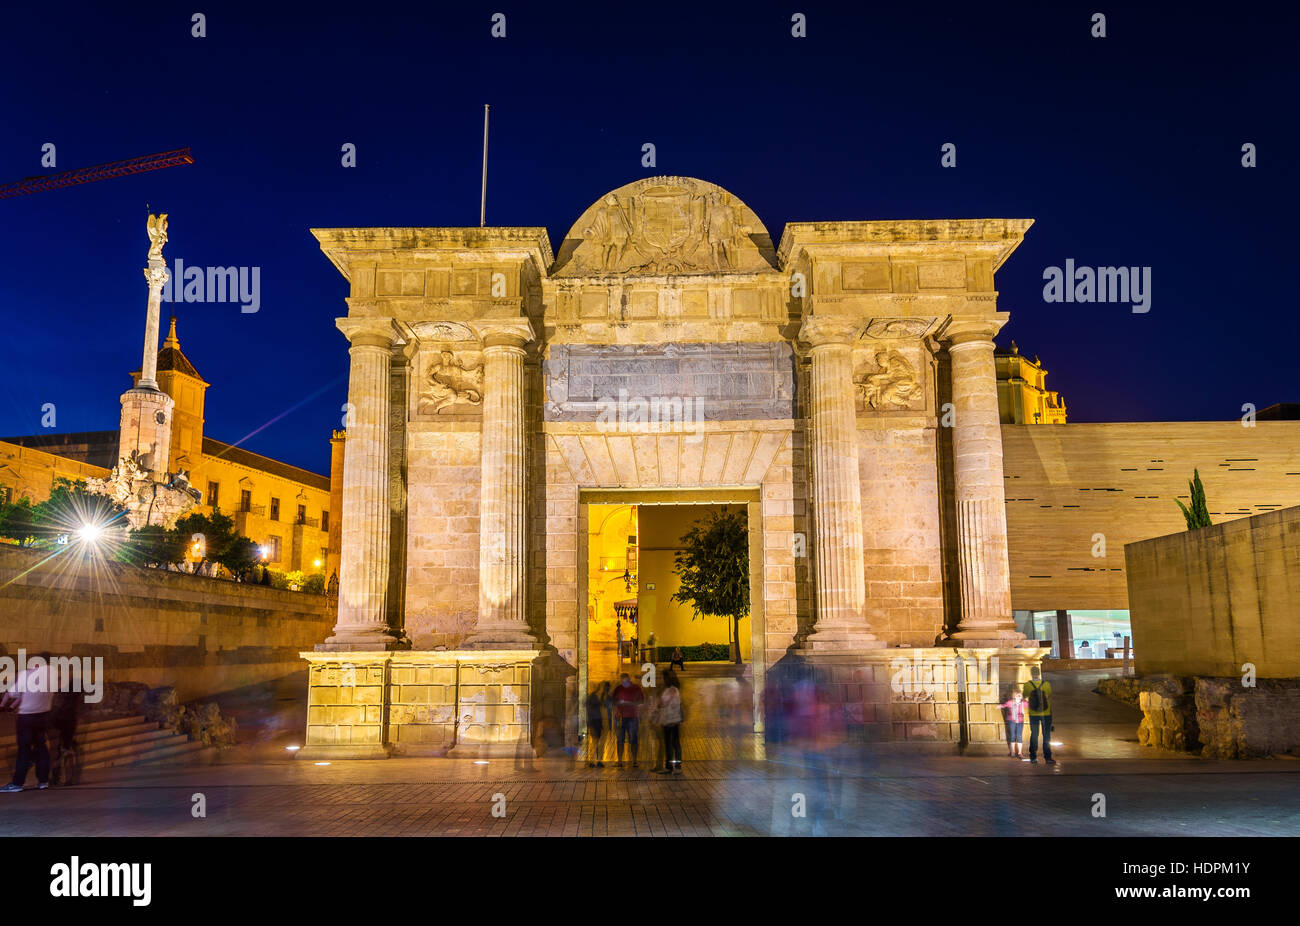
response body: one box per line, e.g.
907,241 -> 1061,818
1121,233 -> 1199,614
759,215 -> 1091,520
0,216 -> 341,579
300,177 -> 1052,757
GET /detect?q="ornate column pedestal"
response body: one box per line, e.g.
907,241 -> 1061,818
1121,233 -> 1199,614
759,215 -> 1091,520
462,318 -> 540,650
794,315 -> 885,653
941,315 -> 1027,647
319,317 -> 408,651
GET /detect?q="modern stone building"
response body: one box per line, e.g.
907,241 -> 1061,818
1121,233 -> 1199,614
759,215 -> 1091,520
301,176 -> 1053,757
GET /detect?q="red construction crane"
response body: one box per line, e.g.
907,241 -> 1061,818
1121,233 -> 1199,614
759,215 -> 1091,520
0,147 -> 195,199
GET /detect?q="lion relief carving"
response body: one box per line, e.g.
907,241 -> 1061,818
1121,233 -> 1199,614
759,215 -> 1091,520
418,350 -> 484,414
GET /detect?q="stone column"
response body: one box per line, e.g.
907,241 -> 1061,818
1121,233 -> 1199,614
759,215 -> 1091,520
795,316 -> 883,652
139,262 -> 167,391
463,318 -> 538,649
943,315 -> 1024,645
321,317 -> 406,650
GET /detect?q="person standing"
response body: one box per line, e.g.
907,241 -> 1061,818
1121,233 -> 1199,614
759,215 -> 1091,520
657,670 -> 684,774
1023,668 -> 1055,765
1000,688 -> 1027,759
1,651 -> 55,792
611,673 -> 644,768
585,682 -> 608,768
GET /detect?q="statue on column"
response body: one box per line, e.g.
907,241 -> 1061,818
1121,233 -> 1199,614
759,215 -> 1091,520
146,213 -> 169,260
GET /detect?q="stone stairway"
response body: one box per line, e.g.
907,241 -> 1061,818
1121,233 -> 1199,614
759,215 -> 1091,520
0,715 -> 212,770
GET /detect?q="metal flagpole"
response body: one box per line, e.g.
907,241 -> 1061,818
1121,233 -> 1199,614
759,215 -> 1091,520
480,105 -> 489,227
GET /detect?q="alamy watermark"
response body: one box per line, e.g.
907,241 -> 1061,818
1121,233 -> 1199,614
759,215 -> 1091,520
1042,259 -> 1151,313
0,649 -> 104,703
160,258 -> 260,313
595,389 -> 705,444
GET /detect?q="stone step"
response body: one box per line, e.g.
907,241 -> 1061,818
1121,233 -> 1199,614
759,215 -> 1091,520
87,738 -> 210,769
73,731 -> 191,768
0,719 -> 164,761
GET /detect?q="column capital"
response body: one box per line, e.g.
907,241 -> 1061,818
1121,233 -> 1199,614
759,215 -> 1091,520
470,316 -> 535,350
942,313 -> 1008,348
336,316 -> 398,349
798,314 -> 862,349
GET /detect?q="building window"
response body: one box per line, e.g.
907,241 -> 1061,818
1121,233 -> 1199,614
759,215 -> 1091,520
0,486 -> 11,505
297,504 -> 307,524
207,482 -> 220,509
267,536 -> 282,563
321,510 -> 329,533
240,489 -> 252,513
270,497 -> 280,521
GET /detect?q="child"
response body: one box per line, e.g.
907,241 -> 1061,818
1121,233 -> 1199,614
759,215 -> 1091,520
1000,689 -> 1027,758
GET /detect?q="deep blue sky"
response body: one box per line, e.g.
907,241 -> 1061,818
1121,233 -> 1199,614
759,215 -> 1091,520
2,2 -> 1296,475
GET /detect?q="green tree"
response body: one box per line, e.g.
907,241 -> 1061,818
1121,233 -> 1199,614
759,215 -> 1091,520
32,479 -> 129,547
670,507 -> 750,664
1175,468 -> 1213,530
0,496 -> 38,547
173,509 -> 257,577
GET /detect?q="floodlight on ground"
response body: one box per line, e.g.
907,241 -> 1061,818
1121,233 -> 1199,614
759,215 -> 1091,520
285,745 -> 300,752
1050,741 -> 1063,747
314,761 -> 330,766
473,760 -> 490,765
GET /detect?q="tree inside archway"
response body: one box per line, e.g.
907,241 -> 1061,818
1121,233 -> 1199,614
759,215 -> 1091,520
670,507 -> 749,664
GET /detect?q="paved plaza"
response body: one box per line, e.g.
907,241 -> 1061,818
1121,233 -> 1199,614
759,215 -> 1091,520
3,671 -> 1298,837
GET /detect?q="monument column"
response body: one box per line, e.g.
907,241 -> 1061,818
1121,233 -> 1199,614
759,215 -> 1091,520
796,315 -> 883,652
321,317 -> 406,650
943,314 -> 1023,645
463,317 -> 538,649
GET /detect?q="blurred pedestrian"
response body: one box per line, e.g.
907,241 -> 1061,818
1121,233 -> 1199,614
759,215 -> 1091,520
586,681 -> 609,767
611,673 -> 644,768
657,669 -> 684,774
1,651 -> 54,792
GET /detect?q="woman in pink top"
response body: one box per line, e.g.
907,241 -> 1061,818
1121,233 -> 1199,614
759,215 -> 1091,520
1000,689 -> 1027,758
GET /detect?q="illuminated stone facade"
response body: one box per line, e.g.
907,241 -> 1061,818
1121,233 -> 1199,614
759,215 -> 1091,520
302,177 -> 1051,757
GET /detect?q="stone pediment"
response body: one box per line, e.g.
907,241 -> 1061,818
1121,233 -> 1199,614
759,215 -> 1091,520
551,177 -> 778,278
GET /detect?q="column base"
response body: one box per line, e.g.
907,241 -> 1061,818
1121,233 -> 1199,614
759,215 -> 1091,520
316,629 -> 410,652
459,625 -> 540,650
793,624 -> 888,654
941,628 -> 1031,648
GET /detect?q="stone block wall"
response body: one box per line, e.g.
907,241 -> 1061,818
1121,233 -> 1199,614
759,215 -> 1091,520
1135,674 -> 1300,757
857,422 -> 945,646
300,651 -> 537,758
0,545 -> 334,702
403,426 -> 481,649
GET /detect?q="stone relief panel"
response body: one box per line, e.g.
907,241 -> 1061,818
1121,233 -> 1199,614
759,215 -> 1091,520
551,177 -> 778,277
412,343 -> 485,420
543,342 -> 796,422
854,345 -> 928,414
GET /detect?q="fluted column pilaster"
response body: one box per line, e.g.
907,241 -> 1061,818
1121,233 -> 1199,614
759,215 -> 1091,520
463,318 -> 538,650
796,316 -> 884,652
943,315 -> 1024,645
322,317 -> 406,650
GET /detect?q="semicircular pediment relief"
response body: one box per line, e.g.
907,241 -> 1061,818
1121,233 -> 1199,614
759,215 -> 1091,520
550,177 -> 778,278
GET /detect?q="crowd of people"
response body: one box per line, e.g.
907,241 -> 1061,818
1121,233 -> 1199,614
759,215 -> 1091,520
585,667 -> 685,773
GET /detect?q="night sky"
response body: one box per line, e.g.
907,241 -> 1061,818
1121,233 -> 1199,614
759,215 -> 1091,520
2,2 -> 1295,475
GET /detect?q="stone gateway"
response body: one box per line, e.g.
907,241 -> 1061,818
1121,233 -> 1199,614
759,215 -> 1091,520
299,177 -> 1048,759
